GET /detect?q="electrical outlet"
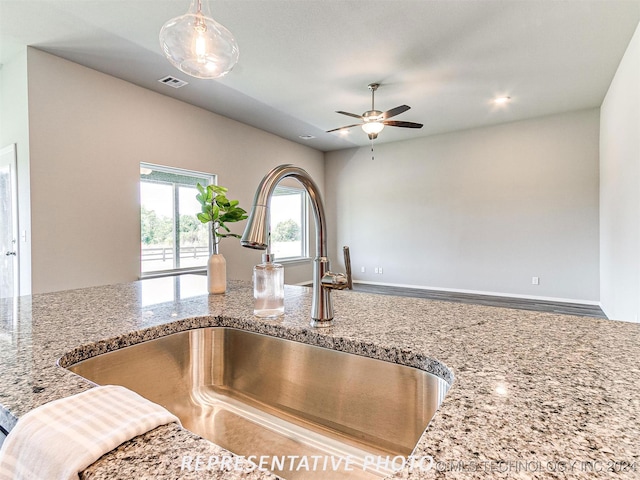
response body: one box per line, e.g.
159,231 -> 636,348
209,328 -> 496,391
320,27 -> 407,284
360,266 -> 366,273
532,276 -> 539,285
379,267 -> 383,274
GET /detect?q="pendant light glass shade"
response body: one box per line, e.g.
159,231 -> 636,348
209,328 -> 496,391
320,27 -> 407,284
159,0 -> 239,79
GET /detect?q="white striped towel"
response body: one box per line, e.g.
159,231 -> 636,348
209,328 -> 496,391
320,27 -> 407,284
0,385 -> 181,480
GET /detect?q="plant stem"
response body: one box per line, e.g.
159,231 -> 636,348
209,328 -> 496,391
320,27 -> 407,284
211,221 -> 219,255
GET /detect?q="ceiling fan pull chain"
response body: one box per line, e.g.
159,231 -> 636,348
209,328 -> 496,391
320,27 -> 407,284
371,138 -> 375,161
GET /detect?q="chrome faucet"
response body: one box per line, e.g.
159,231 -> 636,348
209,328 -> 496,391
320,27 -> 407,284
241,164 -> 348,327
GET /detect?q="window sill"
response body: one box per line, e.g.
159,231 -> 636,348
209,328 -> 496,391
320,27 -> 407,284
139,267 -> 206,280
276,257 -> 312,266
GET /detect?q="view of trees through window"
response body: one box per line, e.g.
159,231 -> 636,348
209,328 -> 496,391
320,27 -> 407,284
272,218 -> 301,242
140,164 -> 214,274
140,168 -> 308,271
270,186 -> 307,260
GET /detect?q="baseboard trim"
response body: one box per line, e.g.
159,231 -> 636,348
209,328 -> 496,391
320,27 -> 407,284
352,280 -> 600,306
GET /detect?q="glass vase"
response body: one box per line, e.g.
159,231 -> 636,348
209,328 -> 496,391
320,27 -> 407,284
207,242 -> 226,294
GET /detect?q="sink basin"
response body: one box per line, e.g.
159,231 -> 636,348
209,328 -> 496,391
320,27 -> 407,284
67,327 -> 449,479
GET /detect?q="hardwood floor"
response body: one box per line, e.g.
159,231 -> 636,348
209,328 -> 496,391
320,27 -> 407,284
347,283 -> 607,319
193,273 -> 606,319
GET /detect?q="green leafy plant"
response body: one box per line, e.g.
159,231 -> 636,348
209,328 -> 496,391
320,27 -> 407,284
196,184 -> 248,250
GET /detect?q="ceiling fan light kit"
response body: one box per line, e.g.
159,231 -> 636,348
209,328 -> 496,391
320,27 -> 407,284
159,0 -> 239,79
327,83 -> 423,141
361,119 -> 385,137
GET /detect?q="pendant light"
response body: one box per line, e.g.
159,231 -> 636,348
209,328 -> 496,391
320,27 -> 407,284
159,0 -> 239,79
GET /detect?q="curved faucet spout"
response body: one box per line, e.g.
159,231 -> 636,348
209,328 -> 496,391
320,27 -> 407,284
241,165 -> 346,326
241,165 -> 327,257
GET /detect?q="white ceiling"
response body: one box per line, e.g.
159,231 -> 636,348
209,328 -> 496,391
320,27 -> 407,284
1,0 -> 639,152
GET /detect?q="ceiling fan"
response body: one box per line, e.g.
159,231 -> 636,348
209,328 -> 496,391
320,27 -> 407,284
327,83 -> 423,140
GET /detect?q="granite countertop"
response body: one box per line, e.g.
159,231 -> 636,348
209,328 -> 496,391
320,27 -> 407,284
1,275 -> 639,479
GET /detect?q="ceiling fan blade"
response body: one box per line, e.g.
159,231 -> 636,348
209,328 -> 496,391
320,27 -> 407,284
326,123 -> 362,133
336,110 -> 364,119
383,120 -> 423,129
381,105 -> 410,119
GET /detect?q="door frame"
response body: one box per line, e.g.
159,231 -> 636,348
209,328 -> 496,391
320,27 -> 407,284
0,144 -> 19,297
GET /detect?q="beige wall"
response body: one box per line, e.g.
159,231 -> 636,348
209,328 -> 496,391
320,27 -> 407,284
325,109 -> 600,303
600,21 -> 640,322
26,48 -> 322,294
14,39 -> 636,309
0,48 -> 32,295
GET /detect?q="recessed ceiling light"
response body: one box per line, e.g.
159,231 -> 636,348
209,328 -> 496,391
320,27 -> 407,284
493,96 -> 511,105
298,135 -> 315,140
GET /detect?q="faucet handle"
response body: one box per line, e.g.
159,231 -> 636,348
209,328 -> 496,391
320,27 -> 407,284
321,272 -> 349,290
343,246 -> 353,290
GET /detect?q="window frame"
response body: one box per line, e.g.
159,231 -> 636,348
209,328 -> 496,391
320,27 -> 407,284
269,185 -> 310,263
139,162 -> 215,277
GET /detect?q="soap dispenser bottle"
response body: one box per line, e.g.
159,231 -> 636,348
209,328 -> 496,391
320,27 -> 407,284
253,252 -> 284,318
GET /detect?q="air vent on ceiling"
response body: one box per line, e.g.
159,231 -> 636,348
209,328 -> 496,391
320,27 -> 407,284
158,75 -> 188,88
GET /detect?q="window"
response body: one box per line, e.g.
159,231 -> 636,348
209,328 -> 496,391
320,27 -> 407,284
269,186 -> 308,261
140,163 -> 214,275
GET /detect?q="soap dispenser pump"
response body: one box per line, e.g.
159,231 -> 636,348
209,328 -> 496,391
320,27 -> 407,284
253,252 -> 284,318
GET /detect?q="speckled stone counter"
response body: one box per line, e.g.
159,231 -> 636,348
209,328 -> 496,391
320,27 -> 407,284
1,275 -> 639,479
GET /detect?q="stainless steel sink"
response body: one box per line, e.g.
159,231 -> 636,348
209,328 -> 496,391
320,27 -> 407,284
67,327 -> 449,479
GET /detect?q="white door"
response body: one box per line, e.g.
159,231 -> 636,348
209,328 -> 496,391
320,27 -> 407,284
0,144 -> 19,298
